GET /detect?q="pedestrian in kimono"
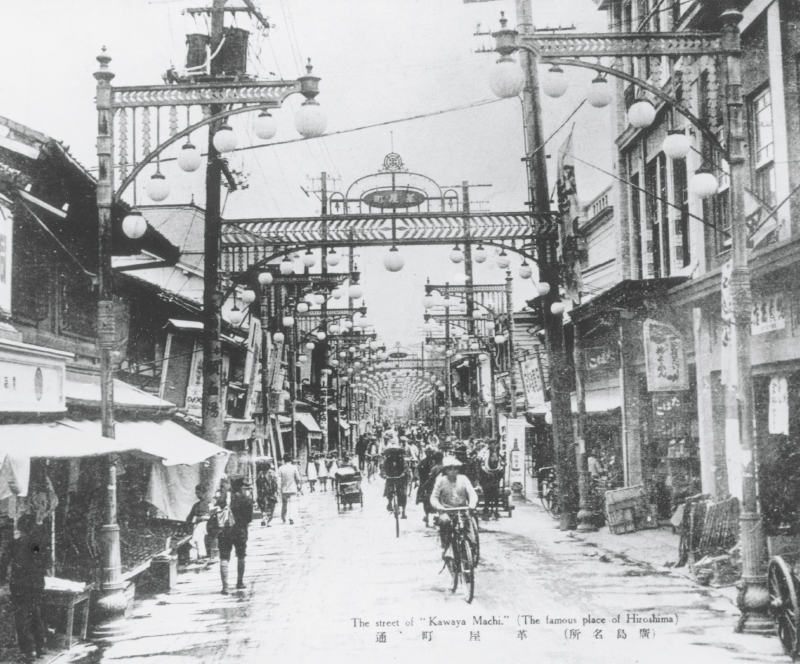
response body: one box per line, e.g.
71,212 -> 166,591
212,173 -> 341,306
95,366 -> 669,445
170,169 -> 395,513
307,454 -> 319,492
317,454 -> 329,491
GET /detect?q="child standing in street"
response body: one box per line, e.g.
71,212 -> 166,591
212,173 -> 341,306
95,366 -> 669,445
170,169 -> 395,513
317,454 -> 329,491
307,454 -> 318,492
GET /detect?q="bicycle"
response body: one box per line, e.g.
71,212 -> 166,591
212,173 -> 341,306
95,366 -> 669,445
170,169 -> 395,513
385,473 -> 405,538
439,507 -> 476,603
538,466 -> 561,520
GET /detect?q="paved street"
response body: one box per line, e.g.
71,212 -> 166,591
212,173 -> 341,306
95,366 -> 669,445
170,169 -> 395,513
57,480 -> 786,664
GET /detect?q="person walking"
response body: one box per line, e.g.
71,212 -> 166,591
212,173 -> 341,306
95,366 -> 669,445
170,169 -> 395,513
215,478 -> 253,594
186,484 -> 212,560
355,434 -> 369,470
257,461 -> 279,526
0,514 -> 48,662
317,454 -> 329,492
306,454 -> 318,492
278,454 -> 302,525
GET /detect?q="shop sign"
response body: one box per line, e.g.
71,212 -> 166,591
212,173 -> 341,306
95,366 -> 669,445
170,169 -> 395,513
769,376 -> 789,435
0,199 -> 12,316
505,418 -> 528,496
185,341 -> 203,416
0,351 -> 65,413
361,188 -> 426,209
226,420 -> 255,442
518,356 -> 545,406
751,293 -> 786,335
643,319 -> 688,392
584,345 -> 619,376
720,260 -> 737,386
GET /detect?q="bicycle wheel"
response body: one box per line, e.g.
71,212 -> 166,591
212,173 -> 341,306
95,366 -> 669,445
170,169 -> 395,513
540,478 -> 559,519
450,550 -> 459,593
459,538 -> 475,603
393,495 -> 400,538
470,514 -> 481,567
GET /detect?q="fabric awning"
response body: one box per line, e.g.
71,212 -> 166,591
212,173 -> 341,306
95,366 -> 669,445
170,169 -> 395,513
527,389 -> 621,416
66,371 -> 174,411
295,412 -> 322,434
0,421 -> 138,499
63,419 -> 229,466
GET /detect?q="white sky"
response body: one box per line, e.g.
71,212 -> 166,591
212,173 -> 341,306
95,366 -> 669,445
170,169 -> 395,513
0,0 -> 613,349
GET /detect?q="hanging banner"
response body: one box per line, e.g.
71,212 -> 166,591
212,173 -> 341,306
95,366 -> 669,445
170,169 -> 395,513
244,319 -> 261,385
0,198 -> 11,316
518,356 -> 545,407
506,418 -> 528,496
185,341 -> 204,416
720,260 -> 737,386
769,376 -> 789,435
643,319 -> 689,391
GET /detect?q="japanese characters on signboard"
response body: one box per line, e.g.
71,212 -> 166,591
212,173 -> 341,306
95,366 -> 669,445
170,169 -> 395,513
0,197 -> 12,316
643,319 -> 689,392
769,375 -> 789,435
518,356 -> 545,407
584,345 -> 619,378
185,341 -> 203,416
751,293 -> 786,335
720,260 -> 737,386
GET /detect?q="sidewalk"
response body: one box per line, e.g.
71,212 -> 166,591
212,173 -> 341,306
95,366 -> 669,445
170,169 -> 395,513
513,494 -> 740,605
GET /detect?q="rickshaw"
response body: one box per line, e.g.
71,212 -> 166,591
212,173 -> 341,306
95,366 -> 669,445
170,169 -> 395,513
334,466 -> 363,511
768,553 -> 800,657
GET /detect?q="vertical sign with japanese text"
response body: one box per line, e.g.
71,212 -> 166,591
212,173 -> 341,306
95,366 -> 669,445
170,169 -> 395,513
506,418 -> 528,496
769,376 -> 789,435
518,356 -> 545,407
0,198 -> 12,315
721,260 -> 737,386
643,319 -> 688,392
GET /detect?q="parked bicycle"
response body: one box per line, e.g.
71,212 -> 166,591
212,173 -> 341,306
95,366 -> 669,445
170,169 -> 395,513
538,466 -> 561,520
439,507 -> 477,603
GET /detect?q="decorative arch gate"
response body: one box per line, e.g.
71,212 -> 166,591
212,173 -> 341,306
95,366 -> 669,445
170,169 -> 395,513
220,152 -> 560,278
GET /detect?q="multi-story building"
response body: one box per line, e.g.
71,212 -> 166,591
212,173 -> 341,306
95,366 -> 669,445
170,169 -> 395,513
578,0 -> 800,529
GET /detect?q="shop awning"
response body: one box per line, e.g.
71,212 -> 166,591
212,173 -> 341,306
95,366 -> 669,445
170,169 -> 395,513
62,419 -> 229,466
527,389 -> 621,416
295,412 -> 322,434
0,421 -> 138,499
66,370 -> 174,411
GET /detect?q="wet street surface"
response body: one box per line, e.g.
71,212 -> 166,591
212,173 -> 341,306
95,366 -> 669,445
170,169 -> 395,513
60,481 -> 787,664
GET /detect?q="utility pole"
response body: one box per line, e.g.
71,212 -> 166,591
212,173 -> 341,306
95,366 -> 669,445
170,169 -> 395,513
461,181 -> 482,440
444,295 -> 453,436
515,0 -> 578,529
202,0 -> 227,448
320,171 -> 329,454
93,49 -> 127,635
504,271 -> 518,419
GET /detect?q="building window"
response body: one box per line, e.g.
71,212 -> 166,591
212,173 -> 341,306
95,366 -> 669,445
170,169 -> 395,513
751,88 -> 776,208
631,172 -> 643,279
672,158 -> 690,267
645,154 -> 669,277
712,124 -> 731,254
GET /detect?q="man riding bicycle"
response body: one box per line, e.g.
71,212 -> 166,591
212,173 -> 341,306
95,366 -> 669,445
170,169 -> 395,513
381,445 -> 408,519
430,457 -> 478,560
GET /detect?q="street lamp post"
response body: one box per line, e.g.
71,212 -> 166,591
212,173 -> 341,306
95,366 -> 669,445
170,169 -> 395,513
93,1 -> 327,630
490,0 -> 768,629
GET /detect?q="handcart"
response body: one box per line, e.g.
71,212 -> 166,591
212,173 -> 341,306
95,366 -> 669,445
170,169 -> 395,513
334,467 -> 363,511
